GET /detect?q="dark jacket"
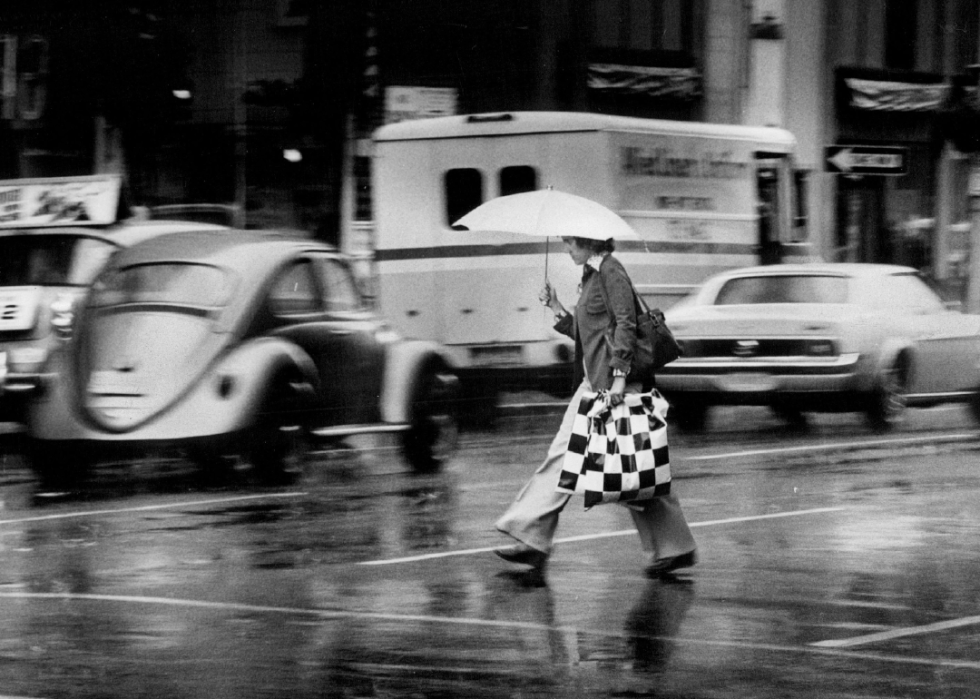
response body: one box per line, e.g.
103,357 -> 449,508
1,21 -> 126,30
554,253 -> 637,391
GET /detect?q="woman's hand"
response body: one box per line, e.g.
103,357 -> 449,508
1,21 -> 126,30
608,376 -> 627,406
539,281 -> 564,315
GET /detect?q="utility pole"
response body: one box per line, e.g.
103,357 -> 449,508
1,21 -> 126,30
966,64 -> 980,313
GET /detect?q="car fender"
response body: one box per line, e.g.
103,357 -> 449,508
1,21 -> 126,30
381,340 -> 456,424
861,336 -> 914,392
188,336 -> 320,434
29,337 -> 319,440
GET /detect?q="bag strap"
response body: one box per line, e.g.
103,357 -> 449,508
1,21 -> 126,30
593,259 -> 647,321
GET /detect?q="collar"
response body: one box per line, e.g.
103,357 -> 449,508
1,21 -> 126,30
586,252 -> 607,271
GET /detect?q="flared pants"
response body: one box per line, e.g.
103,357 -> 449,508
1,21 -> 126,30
495,380 -> 697,558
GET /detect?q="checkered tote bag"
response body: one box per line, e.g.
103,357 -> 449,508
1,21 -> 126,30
556,390 -> 672,508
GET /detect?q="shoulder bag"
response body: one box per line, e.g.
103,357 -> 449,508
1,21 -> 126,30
595,268 -> 682,381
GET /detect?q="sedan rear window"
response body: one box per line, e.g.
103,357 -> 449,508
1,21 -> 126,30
0,235 -> 118,287
90,263 -> 231,307
714,275 -> 848,305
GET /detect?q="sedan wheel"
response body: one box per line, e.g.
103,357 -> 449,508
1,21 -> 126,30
866,360 -> 907,432
402,367 -> 460,472
970,391 -> 980,425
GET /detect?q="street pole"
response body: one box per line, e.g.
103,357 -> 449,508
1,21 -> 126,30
966,62 -> 980,313
969,155 -> 980,313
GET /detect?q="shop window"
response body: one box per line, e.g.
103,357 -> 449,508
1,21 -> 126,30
444,168 -> 483,226
499,166 -> 538,196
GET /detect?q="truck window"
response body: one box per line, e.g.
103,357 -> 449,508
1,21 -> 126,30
445,168 -> 484,226
499,166 -> 538,196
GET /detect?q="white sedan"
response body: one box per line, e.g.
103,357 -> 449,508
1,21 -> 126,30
657,263 -> 980,431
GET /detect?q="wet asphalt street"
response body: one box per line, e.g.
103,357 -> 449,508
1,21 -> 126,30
1,402 -> 980,698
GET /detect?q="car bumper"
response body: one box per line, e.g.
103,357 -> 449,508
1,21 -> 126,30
656,353 -> 863,405
0,350 -> 44,420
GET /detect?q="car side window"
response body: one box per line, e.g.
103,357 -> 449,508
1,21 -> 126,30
317,258 -> 363,312
269,260 -> 320,316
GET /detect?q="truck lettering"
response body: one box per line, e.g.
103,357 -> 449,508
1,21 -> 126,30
621,146 -> 749,180
0,187 -> 21,204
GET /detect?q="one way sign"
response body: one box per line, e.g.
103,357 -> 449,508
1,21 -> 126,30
824,145 -> 908,176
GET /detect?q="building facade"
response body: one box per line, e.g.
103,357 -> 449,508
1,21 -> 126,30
1,1 -> 978,285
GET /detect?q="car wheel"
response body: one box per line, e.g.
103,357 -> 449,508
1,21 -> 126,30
970,391 -> 980,425
28,440 -> 90,492
670,399 -> 709,433
402,365 -> 460,473
248,379 -> 310,484
866,359 -> 907,432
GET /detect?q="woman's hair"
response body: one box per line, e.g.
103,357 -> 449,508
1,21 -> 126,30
569,237 -> 616,254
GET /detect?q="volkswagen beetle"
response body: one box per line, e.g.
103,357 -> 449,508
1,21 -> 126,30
26,230 -> 459,487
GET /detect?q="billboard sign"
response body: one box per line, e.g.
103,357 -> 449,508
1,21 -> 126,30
0,175 -> 121,227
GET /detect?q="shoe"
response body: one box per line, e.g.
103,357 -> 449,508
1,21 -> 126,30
645,550 -> 697,578
494,544 -> 549,571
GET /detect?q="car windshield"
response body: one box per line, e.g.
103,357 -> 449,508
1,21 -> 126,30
0,234 -> 118,287
714,275 -> 848,305
90,263 -> 232,307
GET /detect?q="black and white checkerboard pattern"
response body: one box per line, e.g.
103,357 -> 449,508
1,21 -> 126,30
557,390 -> 672,508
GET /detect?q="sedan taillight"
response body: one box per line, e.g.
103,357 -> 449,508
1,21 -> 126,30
805,339 -> 837,357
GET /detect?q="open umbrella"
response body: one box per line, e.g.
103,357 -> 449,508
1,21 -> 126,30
452,188 -> 637,278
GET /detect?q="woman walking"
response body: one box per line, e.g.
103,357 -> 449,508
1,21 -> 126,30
494,235 -> 697,578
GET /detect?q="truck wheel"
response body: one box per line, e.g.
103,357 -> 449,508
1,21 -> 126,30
865,359 -> 907,432
670,399 -> 709,433
402,366 -> 460,472
459,373 -> 499,428
185,444 -> 236,483
248,378 -> 309,484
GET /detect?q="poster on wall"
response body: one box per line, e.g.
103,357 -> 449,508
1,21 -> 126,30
384,86 -> 457,124
0,174 -> 121,227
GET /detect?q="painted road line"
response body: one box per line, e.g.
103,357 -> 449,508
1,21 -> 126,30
811,614 -> 980,649
2,591 -> 980,673
0,492 -> 307,527
686,432 -> 978,461
357,506 -> 845,566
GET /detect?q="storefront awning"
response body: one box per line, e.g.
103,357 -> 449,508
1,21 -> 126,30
587,63 -> 701,100
844,77 -> 949,113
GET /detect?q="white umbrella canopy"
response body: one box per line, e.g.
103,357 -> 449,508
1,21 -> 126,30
452,188 -> 638,240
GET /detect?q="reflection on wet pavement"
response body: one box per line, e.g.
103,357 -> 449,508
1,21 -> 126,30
0,416 -> 979,697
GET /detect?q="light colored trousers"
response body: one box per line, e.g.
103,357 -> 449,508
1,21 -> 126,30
496,380 -> 697,559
